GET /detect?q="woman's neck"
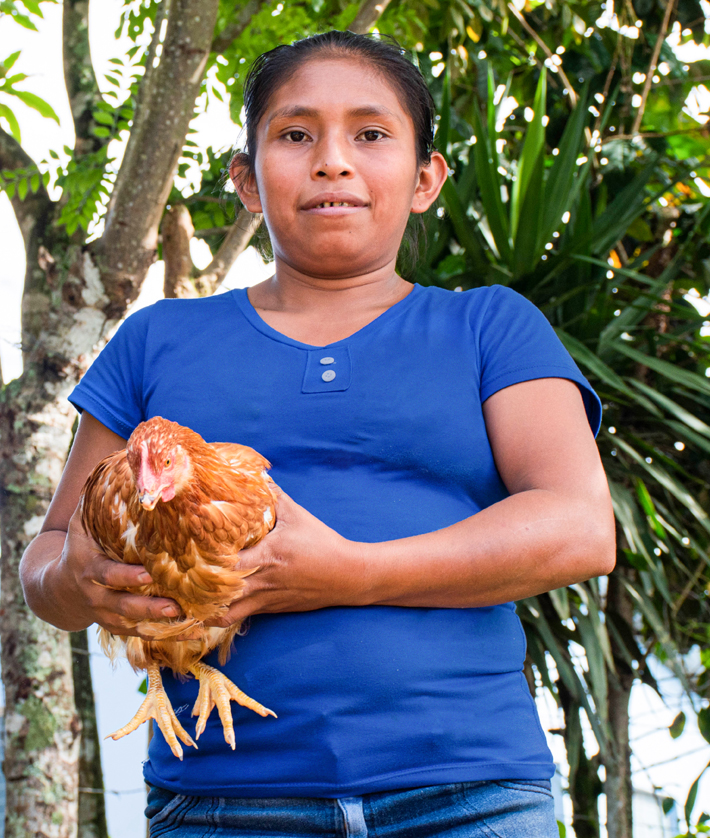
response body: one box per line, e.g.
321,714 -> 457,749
246,258 -> 414,346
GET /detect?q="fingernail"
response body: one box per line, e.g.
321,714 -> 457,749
138,572 -> 152,584
162,606 -> 178,617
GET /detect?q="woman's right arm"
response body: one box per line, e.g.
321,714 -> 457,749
20,411 -> 181,634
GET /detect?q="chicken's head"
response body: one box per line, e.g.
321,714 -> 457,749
126,417 -> 195,510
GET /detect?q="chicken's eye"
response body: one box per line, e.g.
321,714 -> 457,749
165,457 -> 171,467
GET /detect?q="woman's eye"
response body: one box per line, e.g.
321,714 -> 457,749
285,131 -> 307,142
360,130 -> 385,141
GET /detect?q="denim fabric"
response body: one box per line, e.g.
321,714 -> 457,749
146,779 -> 557,837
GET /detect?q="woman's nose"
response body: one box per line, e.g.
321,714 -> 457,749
312,135 -> 353,179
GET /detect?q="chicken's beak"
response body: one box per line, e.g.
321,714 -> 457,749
139,492 -> 161,511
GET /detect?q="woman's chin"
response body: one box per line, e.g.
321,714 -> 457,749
276,244 -> 396,281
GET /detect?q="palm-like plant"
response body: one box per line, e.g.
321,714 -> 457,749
413,65 -> 710,838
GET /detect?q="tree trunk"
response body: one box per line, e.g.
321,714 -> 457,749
0,387 -> 81,837
605,570 -> 635,838
71,630 -> 108,838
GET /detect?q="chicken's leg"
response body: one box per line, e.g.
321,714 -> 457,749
107,663 -> 197,760
189,661 -> 276,749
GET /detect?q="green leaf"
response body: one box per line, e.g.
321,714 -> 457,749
93,126 -> 111,137
17,176 -> 27,200
20,0 -> 43,15
2,50 -> 21,72
555,329 -> 635,397
30,172 -> 38,192
138,677 -> 148,695
614,437 -> 710,537
620,578 -> 692,691
438,64 -> 451,160
548,587 -> 570,621
93,110 -> 114,126
686,761 -> 710,826
588,160 -> 657,256
440,179 -> 486,266
512,147 -> 545,275
541,87 -> 589,247
11,89 -> 60,123
635,478 -> 665,538
669,710 -> 686,739
629,380 -> 710,439
9,12 -> 38,31
0,102 -> 21,142
699,707 -> 710,745
612,343 -> 710,399
511,68 -> 546,240
472,103 -> 511,262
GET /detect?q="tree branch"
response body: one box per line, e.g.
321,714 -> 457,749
631,0 -> 676,136
506,3 -> 578,106
347,0 -> 392,33
96,0 -> 220,311
133,0 -> 168,124
211,0 -> 268,53
162,203 -> 196,298
0,125 -> 52,247
62,0 -> 105,154
195,207 -> 261,295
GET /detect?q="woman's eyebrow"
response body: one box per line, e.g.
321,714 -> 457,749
267,104 -> 401,124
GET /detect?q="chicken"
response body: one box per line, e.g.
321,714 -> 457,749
79,416 -> 278,759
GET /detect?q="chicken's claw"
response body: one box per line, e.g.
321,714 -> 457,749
107,663 -> 197,760
189,662 -> 276,750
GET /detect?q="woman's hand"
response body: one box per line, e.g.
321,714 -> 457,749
204,490 -> 369,627
49,507 -> 189,637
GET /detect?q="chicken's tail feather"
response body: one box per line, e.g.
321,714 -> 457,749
216,622 -> 244,666
136,617 -> 202,640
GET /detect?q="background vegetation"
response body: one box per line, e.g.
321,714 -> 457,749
0,0 -> 709,835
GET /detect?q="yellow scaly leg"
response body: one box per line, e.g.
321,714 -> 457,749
189,661 -> 276,750
107,663 -> 197,760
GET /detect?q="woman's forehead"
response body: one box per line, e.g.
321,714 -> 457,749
262,57 -> 409,119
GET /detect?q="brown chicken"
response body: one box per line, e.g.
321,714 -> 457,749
80,416 -> 278,759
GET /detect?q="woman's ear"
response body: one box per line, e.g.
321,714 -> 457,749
410,150 -> 449,215
229,155 -> 263,214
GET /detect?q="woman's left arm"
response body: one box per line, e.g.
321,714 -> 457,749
212,377 -> 615,623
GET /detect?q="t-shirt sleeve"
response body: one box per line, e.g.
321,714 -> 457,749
68,305 -> 152,439
477,285 -> 602,436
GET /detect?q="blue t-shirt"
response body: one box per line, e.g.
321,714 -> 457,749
69,282 -> 601,798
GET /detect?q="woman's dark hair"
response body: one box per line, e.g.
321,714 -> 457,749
230,30 -> 437,274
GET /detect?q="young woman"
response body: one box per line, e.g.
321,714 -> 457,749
21,31 -> 615,837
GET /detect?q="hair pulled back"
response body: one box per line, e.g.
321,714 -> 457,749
230,30 -> 437,274
237,30 -> 436,171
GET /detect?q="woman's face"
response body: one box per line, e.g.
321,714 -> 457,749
232,57 -> 446,281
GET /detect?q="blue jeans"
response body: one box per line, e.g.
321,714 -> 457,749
146,780 -> 557,837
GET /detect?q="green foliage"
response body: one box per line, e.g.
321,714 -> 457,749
0,48 -> 59,143
398,4 -> 710,824
0,0 -> 55,31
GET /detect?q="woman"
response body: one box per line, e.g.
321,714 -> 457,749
21,31 -> 615,837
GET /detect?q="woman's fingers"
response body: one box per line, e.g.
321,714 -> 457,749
94,558 -> 153,590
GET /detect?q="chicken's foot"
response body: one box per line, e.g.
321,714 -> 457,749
189,662 -> 276,750
107,663 -> 197,760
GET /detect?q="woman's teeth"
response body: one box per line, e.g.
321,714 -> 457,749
317,202 -> 354,208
